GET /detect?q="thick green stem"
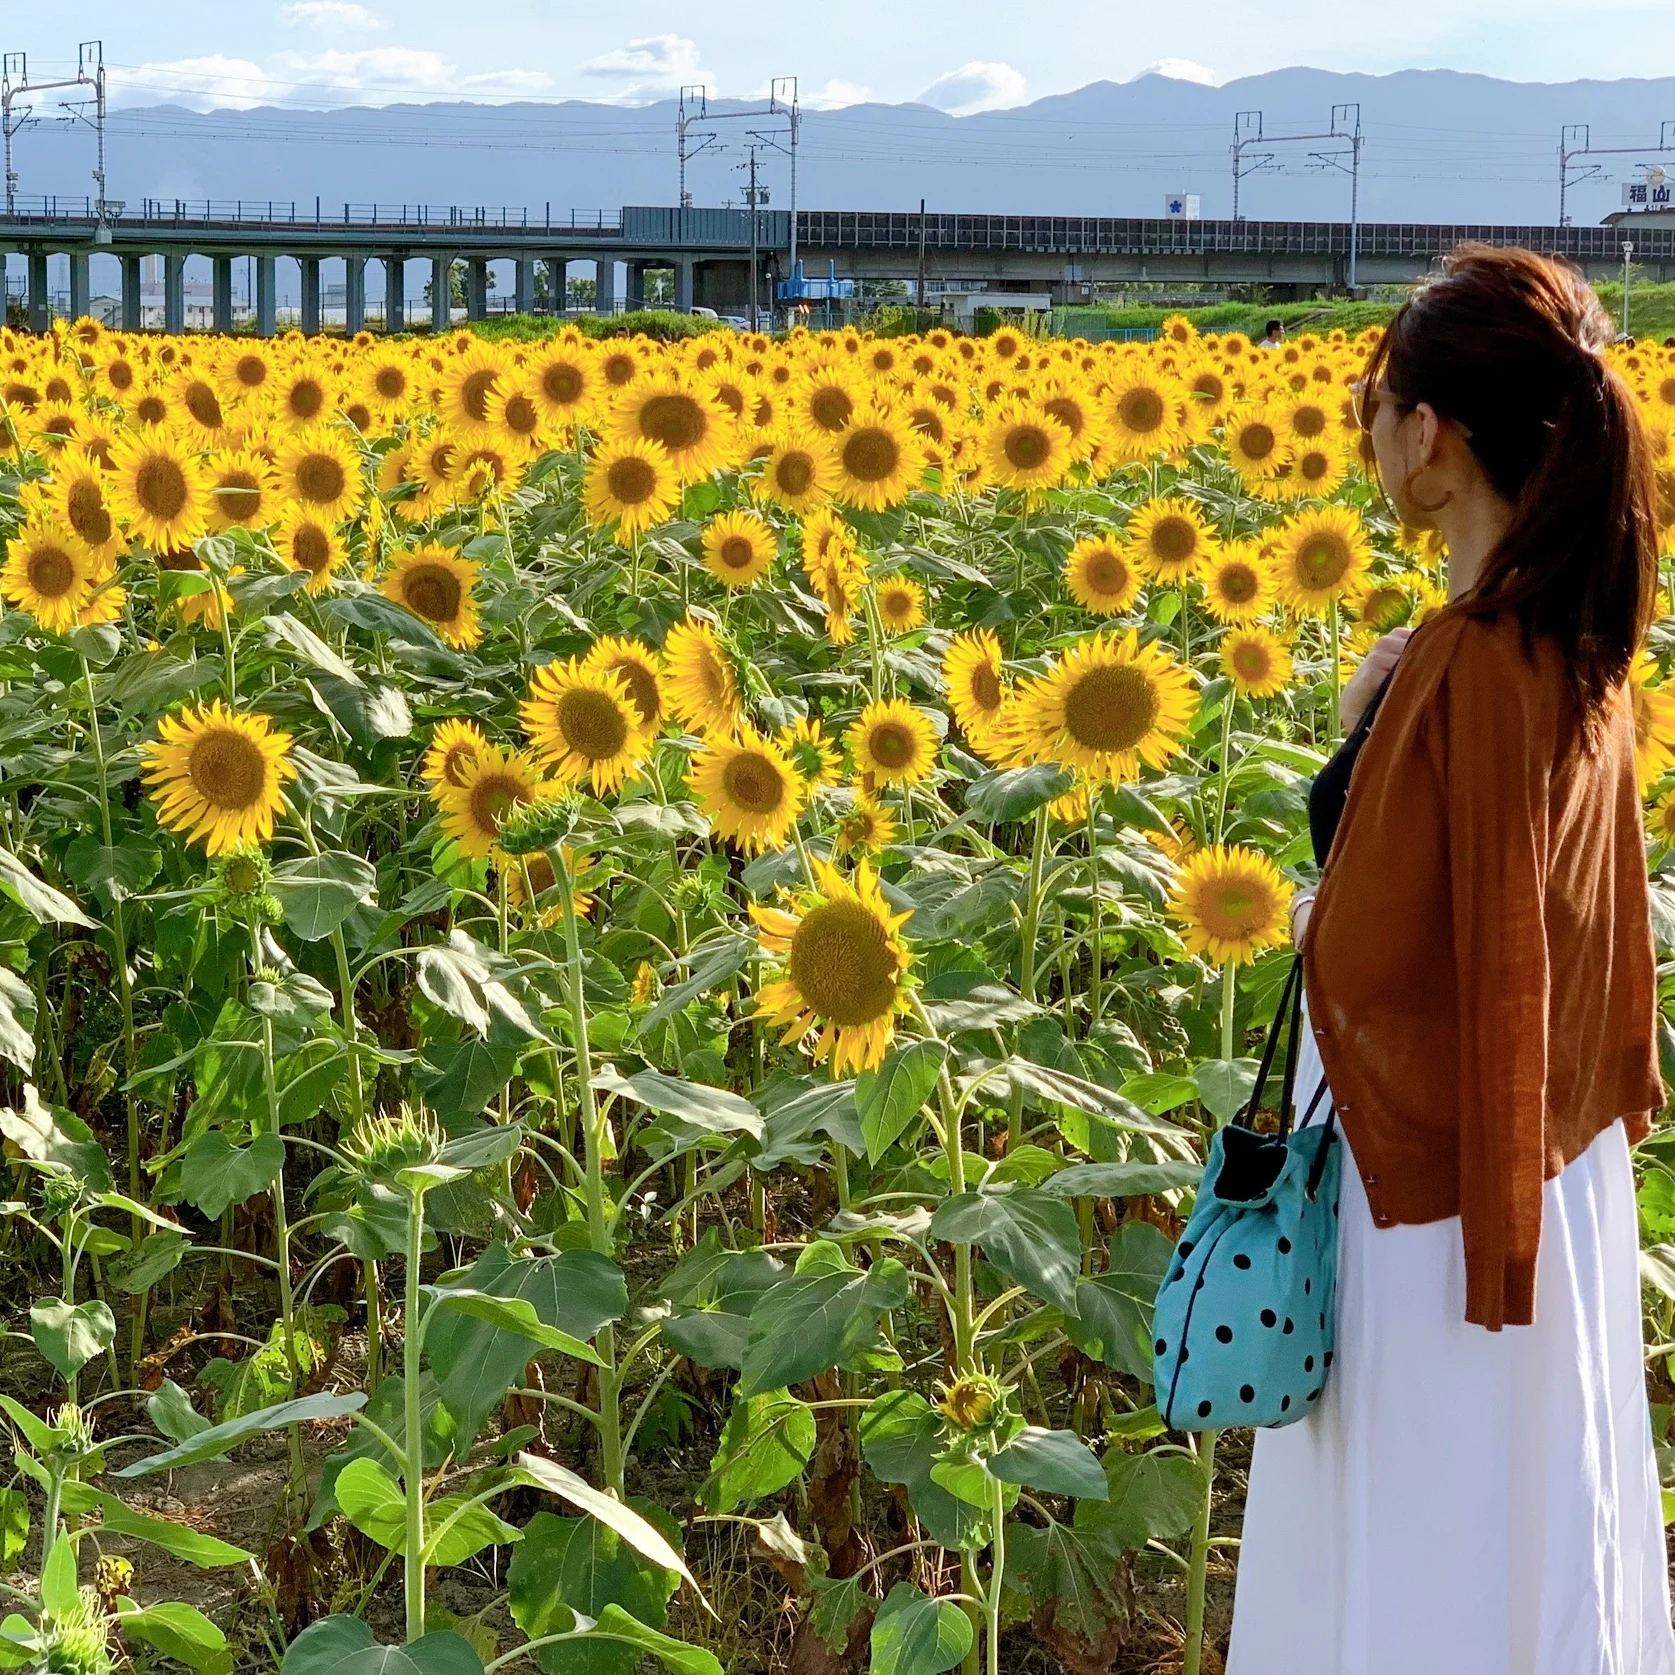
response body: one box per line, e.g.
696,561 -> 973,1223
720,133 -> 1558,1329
403,1190 -> 426,1643
986,1473 -> 1007,1675
1085,793 -> 1104,1027
1219,962 -> 1236,1065
1182,1430 -> 1219,1675
1328,600 -> 1342,742
559,848 -> 624,1497
1007,807 -> 1051,1150
262,1015 -> 307,1503
1215,692 -> 1235,846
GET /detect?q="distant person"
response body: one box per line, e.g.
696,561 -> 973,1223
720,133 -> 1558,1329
1228,245 -> 1675,1675
1257,318 -> 1285,348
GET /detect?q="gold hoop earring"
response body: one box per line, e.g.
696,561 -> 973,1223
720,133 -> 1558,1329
1402,466 -> 1452,516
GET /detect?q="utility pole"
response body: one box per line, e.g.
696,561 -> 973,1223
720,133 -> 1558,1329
1623,240 -> 1635,338
1559,121 -> 1675,226
1231,111 -> 1269,222
1231,104 -> 1363,291
741,147 -> 765,330
1,42 -> 107,218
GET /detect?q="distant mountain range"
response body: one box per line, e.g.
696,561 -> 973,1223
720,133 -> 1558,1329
13,66 -> 1675,228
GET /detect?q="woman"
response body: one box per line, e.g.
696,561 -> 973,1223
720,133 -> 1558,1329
1228,246 -> 1675,1674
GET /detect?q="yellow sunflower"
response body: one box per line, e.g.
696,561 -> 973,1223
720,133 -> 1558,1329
439,343 -> 509,431
1010,631 -> 1197,786
979,400 -> 1073,491
521,658 -> 654,795
609,376 -> 741,482
754,429 -> 837,514
847,699 -> 939,786
777,715 -> 843,788
528,340 -> 597,427
583,635 -> 666,730
272,510 -> 349,594
1,522 -> 100,632
1650,786 -> 1675,847
273,358 -> 335,427
1201,541 -> 1277,624
831,406 -> 926,512
383,545 -> 482,648
874,575 -> 927,635
1127,496 -> 1218,585
204,448 -> 283,533
275,427 -> 365,525
751,858 -> 914,1075
662,616 -> 742,737
1099,367 -> 1189,462
1632,656 -> 1675,792
1288,439 -> 1350,500
1064,534 -> 1144,616
1168,844 -> 1293,966
834,794 -> 899,857
421,718 -> 489,791
481,378 -> 548,455
1220,626 -> 1294,699
701,509 -> 778,588
1222,404 -> 1293,487
688,726 -> 808,853
141,700 -> 296,855
499,845 -> 593,925
107,426 -> 205,548
1271,504 -> 1372,615
48,453 -> 123,560
435,743 -> 554,859
583,437 -> 681,538
942,629 -> 1009,745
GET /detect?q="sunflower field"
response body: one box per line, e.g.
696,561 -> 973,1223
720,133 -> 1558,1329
1,309 -> 1675,1675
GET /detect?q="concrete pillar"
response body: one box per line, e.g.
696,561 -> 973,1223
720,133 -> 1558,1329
384,256 -> 404,332
255,256 -> 276,337
69,252 -> 91,322
26,251 -> 48,332
300,257 -> 321,335
515,257 -> 534,315
430,255 -> 452,332
545,257 -> 567,316
625,260 -> 647,311
120,255 -> 142,329
344,256 -> 365,333
164,253 -> 186,335
212,256 -> 234,333
675,258 -> 694,313
466,258 -> 488,321
595,257 -> 616,315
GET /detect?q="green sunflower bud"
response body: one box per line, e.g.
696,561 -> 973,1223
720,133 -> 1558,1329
495,795 -> 574,856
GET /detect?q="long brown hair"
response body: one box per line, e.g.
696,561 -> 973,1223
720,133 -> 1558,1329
1363,243 -> 1659,735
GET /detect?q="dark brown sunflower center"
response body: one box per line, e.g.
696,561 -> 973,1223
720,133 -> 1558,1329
787,898 -> 898,1027
1063,664 -> 1161,754
235,354 -> 268,388
1296,534 -> 1350,590
1239,422 -> 1277,461
288,379 -> 325,420
185,382 -> 223,429
461,369 -> 498,423
1219,563 -> 1258,604
1193,373 -> 1225,402
842,427 -> 899,484
867,721 -> 915,768
775,452 -> 815,495
27,544 -> 77,599
809,386 -> 854,432
880,588 -> 915,623
292,525 -> 332,575
1087,550 -> 1127,593
441,743 -> 476,787
1290,405 -> 1327,439
718,536 -> 757,572
107,361 -> 135,391
375,366 -> 407,399
189,729 -> 266,810
1149,516 -> 1198,566
403,563 -> 462,623
911,408 -> 945,443
468,771 -> 525,834
134,394 -> 168,426
67,479 -> 113,546
1299,449 -> 1332,482
3,381 -> 38,409
637,392 -> 706,452
1004,425 -> 1051,470
1232,642 -> 1273,682
602,353 -> 636,386
558,687 -> 630,762
216,470 -> 263,524
606,455 -> 659,506
1043,396 -> 1083,437
606,658 -> 660,724
136,456 -> 189,521
1118,388 -> 1165,433
722,751 -> 787,815
969,664 -> 1003,712
1661,377 -> 1675,407
296,453 -> 347,505
502,395 -> 540,436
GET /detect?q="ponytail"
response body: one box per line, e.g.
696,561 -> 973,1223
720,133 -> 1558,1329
1363,244 -> 1659,738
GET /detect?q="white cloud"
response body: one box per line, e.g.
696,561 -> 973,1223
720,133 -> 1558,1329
802,78 -> 870,109
280,1 -> 385,29
916,61 -> 1029,116
108,56 -> 276,110
1130,57 -> 1221,86
578,35 -> 709,103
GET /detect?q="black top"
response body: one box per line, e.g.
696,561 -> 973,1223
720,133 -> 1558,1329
1308,674 -> 1394,868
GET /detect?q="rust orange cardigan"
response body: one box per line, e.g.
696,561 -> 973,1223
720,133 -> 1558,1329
1302,605 -> 1662,1331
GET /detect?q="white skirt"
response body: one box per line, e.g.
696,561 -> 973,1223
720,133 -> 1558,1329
1227,1005 -> 1675,1675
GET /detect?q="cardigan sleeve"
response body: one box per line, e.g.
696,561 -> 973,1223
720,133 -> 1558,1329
1440,622 -> 1553,1330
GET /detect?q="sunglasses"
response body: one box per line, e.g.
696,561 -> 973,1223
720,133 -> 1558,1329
1355,380 -> 1416,431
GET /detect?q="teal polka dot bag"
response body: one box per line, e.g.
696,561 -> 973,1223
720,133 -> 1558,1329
1152,958 -> 1342,1432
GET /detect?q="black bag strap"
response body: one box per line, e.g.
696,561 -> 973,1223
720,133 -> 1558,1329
1234,956 -> 1302,1133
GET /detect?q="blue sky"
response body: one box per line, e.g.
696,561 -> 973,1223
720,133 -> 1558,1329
14,0 -> 1675,113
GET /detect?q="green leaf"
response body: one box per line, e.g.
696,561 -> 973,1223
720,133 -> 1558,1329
404,1634 -> 486,1675
59,1482 -> 251,1567
417,931 -> 552,1043
63,833 -> 161,911
987,1427 -> 1108,1500
700,1389 -> 816,1513
115,1391 -> 367,1476
424,1288 -> 606,1367
583,1605 -> 724,1675
109,1229 -> 188,1293
39,1537 -> 77,1614
921,980 -> 1042,1035
0,1394 -> 57,1456
739,1256 -> 909,1397
632,932 -> 752,1038
280,1614 -> 375,1675
856,1040 -> 945,1164
0,1085 -> 114,1192
335,1458 -> 519,1566
868,1583 -> 973,1675
1090,1449 -> 1206,1550
508,1509 -> 681,1675
146,1379 -> 211,1444
659,1239 -> 786,1371
1006,1511 -> 1130,1663
310,1373 -> 456,1531
0,1492 -> 25,1572
271,851 -> 378,941
1003,1058 -> 1189,1141
116,1598 -> 230,1674
1191,1057 -> 1261,1124
962,762 -> 1077,823
859,1391 -> 988,1550
516,1454 -> 708,1609
0,970 -> 35,1073
1042,1161 -> 1201,1198
929,1188 -> 1082,1315
0,847 -> 93,926
1118,1071 -> 1202,1116
592,1065 -> 762,1142
30,1296 -> 115,1381
179,1129 -> 285,1220
809,1574 -> 873,1654
1065,1221 -> 1175,1380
